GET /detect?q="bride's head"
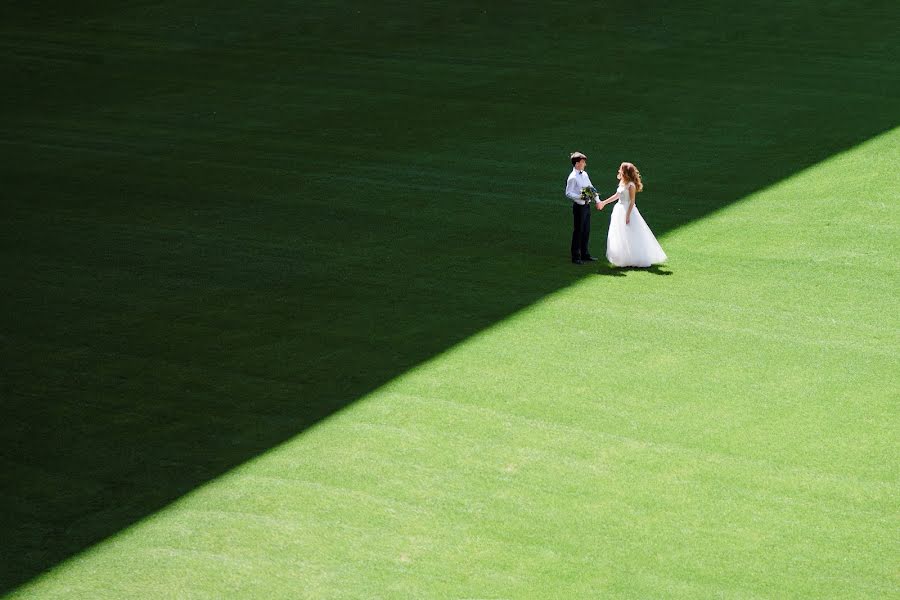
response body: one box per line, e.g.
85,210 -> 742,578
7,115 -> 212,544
618,162 -> 644,192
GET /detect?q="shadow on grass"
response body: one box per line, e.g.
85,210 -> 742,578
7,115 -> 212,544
594,263 -> 673,277
1,1 -> 897,593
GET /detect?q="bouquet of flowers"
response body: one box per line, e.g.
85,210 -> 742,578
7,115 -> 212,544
580,186 -> 598,203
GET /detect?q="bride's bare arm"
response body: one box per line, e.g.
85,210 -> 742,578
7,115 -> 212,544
596,192 -> 619,209
625,185 -> 636,224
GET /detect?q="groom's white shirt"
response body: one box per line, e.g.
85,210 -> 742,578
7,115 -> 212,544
565,168 -> 595,205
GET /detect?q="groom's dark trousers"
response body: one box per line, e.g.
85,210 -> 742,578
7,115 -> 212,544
571,202 -> 591,260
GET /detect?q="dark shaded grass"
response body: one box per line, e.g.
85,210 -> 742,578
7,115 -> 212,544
1,1 -> 898,591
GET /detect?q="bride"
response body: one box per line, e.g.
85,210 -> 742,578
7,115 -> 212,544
597,162 -> 667,267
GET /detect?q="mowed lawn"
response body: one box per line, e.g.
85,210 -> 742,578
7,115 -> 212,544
2,1 -> 898,598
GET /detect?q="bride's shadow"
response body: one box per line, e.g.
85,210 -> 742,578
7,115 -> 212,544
595,263 -> 673,277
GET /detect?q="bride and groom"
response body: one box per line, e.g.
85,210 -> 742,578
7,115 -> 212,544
565,152 -> 667,267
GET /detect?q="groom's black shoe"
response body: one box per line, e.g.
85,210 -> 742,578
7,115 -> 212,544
572,258 -> 584,265
583,255 -> 599,261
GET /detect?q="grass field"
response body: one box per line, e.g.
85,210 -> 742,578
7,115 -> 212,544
2,1 -> 899,598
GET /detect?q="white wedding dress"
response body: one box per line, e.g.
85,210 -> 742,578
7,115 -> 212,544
606,183 -> 667,267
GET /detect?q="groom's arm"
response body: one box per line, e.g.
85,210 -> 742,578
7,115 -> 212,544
565,177 -> 581,201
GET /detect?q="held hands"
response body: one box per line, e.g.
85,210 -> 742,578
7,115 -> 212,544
597,193 -> 619,210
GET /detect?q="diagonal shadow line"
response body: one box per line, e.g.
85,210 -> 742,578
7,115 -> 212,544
2,1 -> 899,593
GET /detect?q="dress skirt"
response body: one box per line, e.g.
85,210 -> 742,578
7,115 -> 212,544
606,202 -> 667,267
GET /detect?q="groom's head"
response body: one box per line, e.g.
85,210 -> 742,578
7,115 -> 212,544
570,151 -> 587,169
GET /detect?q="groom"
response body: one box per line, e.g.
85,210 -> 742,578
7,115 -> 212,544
565,152 -> 601,264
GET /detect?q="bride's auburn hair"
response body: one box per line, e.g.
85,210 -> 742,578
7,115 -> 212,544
620,162 -> 644,192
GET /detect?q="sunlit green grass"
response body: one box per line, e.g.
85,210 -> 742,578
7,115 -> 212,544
11,130 -> 898,599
